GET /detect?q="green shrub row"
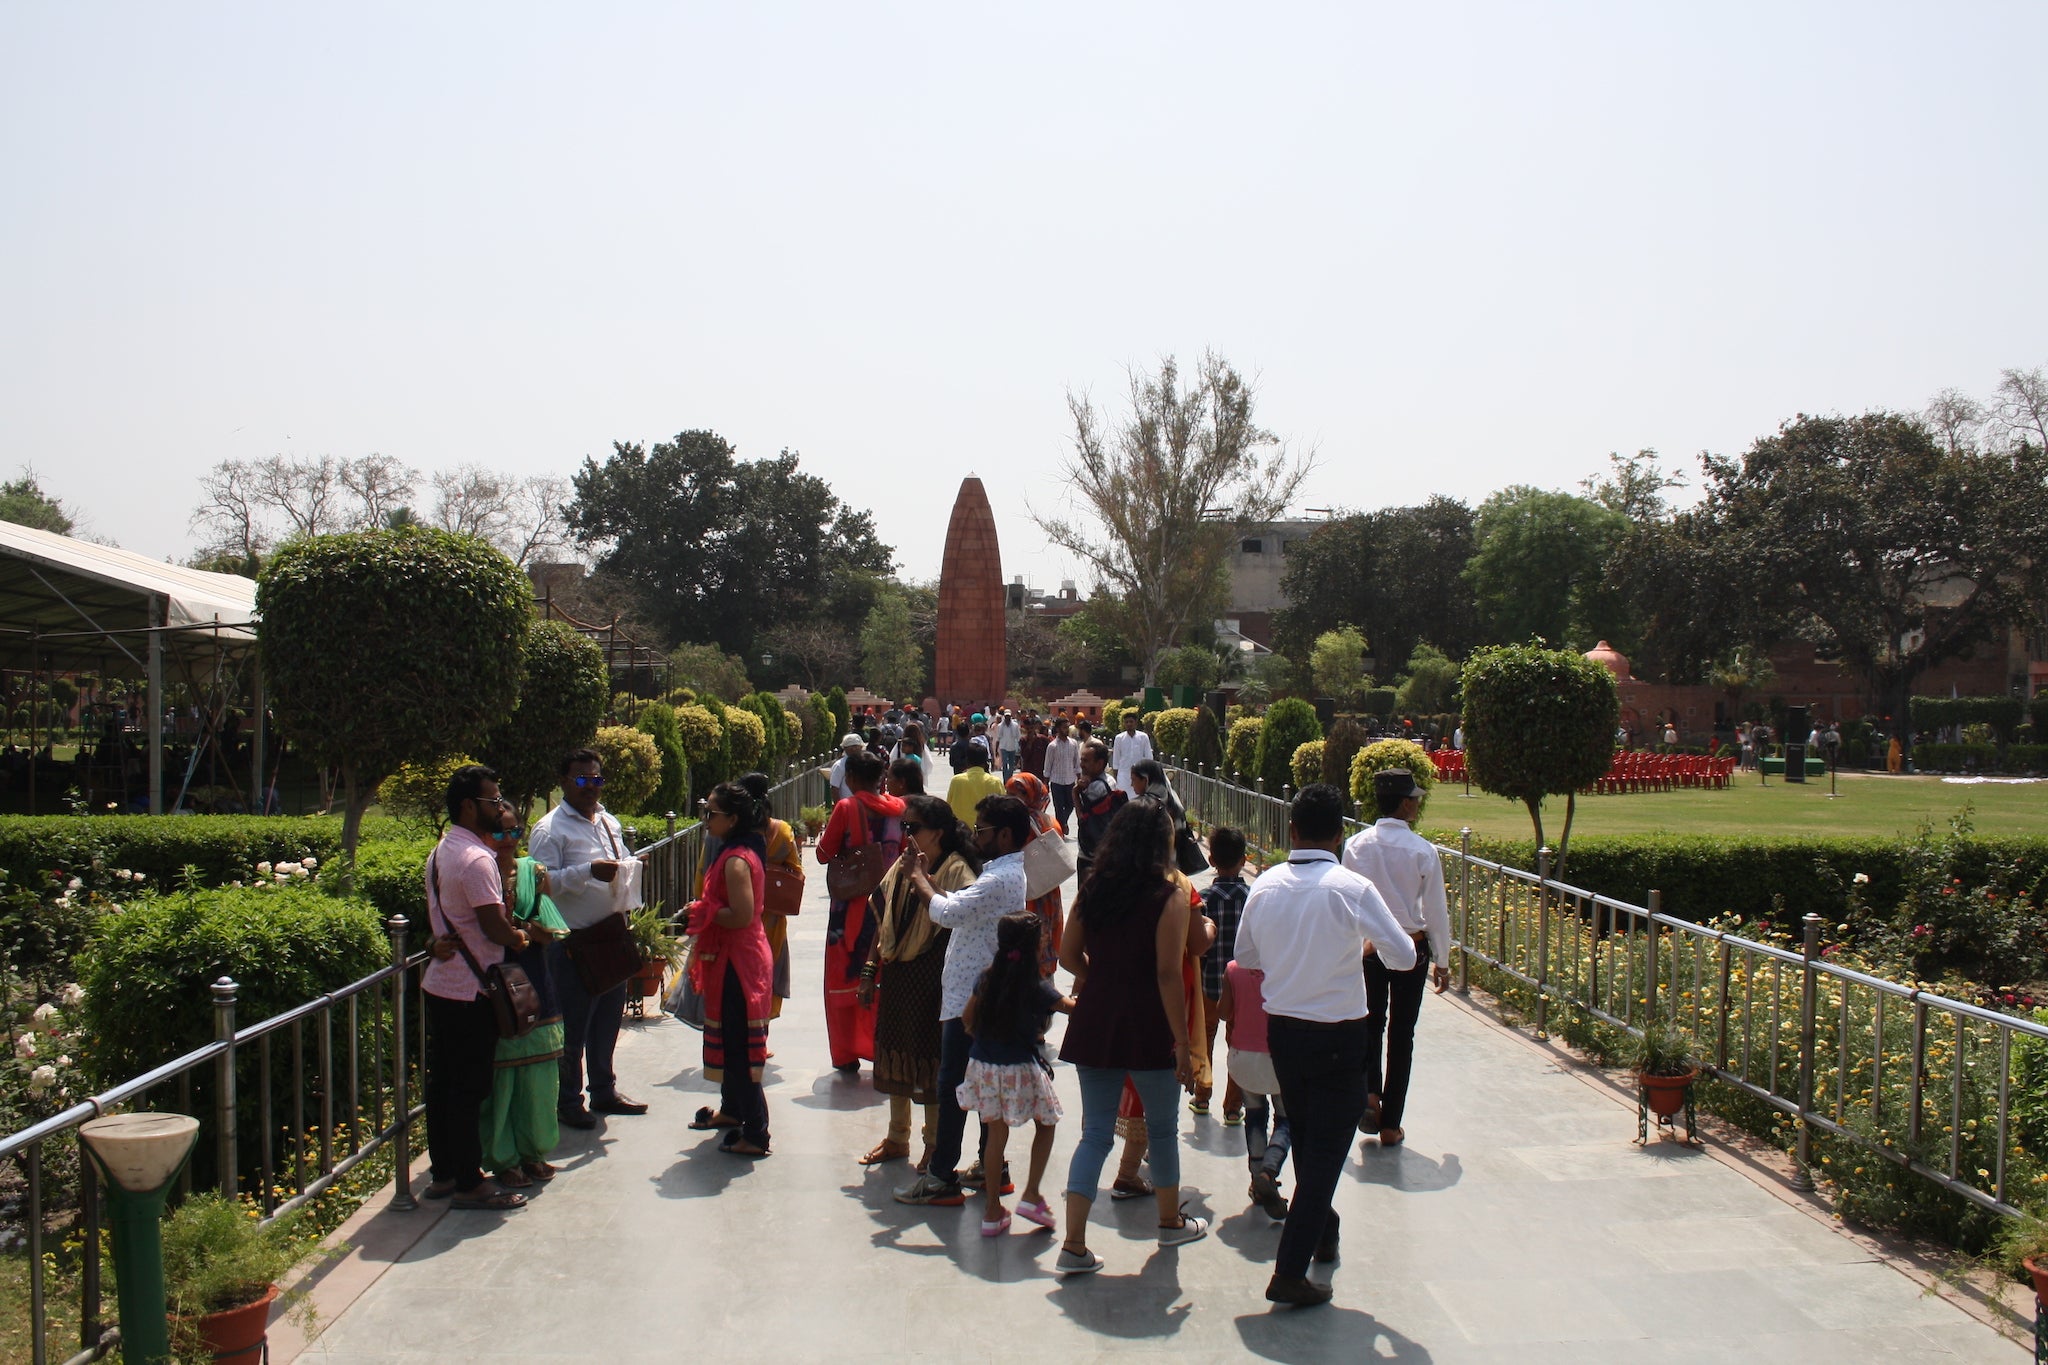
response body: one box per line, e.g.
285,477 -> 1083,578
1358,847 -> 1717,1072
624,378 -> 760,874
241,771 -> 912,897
1912,742 -> 2048,774
1908,695 -> 2026,741
0,816 -> 370,892
1448,832 -> 2048,931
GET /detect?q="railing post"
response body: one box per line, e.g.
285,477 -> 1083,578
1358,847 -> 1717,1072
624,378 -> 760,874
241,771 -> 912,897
213,977 -> 239,1197
1458,827 -> 1472,994
1646,889 -> 1662,1022
1792,912 -> 1822,1191
388,916 -> 418,1211
1535,848 -> 1552,1041
666,810 -> 677,840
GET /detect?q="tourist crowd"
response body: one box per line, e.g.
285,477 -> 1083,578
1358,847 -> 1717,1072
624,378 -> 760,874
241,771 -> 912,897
419,726 -> 1452,1308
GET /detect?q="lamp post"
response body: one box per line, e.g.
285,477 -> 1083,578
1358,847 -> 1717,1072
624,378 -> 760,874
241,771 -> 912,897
78,1112 -> 200,1365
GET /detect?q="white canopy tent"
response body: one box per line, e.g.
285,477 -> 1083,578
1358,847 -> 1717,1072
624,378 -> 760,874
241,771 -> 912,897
0,522 -> 264,813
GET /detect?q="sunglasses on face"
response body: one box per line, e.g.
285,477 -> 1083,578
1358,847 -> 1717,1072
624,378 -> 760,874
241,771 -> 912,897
570,775 -> 605,788
488,826 -> 526,843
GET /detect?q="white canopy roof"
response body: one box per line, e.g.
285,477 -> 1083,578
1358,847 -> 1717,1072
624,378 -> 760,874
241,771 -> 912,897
0,521 -> 260,671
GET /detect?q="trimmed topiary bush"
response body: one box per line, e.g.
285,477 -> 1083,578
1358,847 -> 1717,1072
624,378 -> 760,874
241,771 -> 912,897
1226,716 -> 1263,780
480,617 -> 609,814
591,725 -> 662,815
1322,717 -> 1368,794
1153,707 -> 1199,758
637,702 -> 689,818
1461,642 -> 1617,877
723,705 -> 766,771
1291,740 -> 1325,789
376,753 -> 478,834
1350,737 -> 1436,816
1255,698 -> 1323,794
1185,707 -> 1224,770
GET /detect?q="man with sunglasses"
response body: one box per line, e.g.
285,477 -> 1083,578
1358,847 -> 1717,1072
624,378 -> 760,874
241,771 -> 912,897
530,748 -> 648,1129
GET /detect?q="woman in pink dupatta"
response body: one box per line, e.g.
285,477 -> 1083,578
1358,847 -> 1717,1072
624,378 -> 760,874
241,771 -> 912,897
686,781 -> 775,1156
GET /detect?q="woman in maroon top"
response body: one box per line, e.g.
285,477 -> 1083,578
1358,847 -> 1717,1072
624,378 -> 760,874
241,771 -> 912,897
1053,800 -> 1206,1275
685,781 -> 774,1156
815,751 -> 905,1075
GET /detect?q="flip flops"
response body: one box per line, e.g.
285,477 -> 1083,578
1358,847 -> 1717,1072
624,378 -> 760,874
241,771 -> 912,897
1109,1176 -> 1154,1200
718,1131 -> 772,1158
690,1107 -> 741,1131
450,1186 -> 527,1211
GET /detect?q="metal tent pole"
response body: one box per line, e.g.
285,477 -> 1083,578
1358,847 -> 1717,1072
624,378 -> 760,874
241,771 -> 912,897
147,597 -> 164,816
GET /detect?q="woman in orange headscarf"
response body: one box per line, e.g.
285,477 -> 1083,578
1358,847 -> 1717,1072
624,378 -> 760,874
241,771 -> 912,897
1005,771 -> 1064,977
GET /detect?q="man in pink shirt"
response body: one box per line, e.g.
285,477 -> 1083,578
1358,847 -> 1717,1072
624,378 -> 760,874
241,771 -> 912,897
422,764 -> 532,1210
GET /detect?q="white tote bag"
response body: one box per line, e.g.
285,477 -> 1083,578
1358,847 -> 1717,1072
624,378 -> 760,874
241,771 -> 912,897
1022,827 -> 1078,900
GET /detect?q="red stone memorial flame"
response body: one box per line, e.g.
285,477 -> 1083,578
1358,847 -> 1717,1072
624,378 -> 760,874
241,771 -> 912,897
935,477 -> 1007,705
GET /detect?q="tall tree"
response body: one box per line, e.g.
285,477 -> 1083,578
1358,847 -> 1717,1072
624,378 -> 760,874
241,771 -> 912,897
1274,497 -> 1478,667
1463,486 -> 1630,649
859,587 -> 923,699
0,470 -> 75,536
431,466 -> 572,568
1461,642 -> 1618,876
1676,412 -> 2048,730
1035,353 -> 1311,685
566,431 -> 893,654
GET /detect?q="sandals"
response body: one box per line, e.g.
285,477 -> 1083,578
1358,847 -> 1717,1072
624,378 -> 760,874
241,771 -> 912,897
1378,1127 -> 1405,1147
522,1161 -> 557,1182
860,1139 -> 911,1166
1360,1093 -> 1383,1135
1188,1097 -> 1211,1116
1222,1110 -> 1244,1127
690,1106 -> 741,1131
1109,1176 -> 1154,1200
718,1131 -> 772,1158
493,1166 -> 533,1189
423,1179 -> 456,1200
450,1185 -> 527,1211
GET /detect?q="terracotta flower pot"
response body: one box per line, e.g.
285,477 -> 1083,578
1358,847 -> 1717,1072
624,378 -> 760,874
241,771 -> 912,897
2024,1256 -> 2048,1306
191,1283 -> 277,1365
634,964 -> 667,997
1638,1068 -> 1697,1119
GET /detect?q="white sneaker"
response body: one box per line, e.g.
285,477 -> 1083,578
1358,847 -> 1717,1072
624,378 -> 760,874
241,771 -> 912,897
1158,1208 -> 1208,1247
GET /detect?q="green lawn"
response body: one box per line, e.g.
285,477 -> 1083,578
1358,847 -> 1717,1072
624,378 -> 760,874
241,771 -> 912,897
1416,771 -> 2048,843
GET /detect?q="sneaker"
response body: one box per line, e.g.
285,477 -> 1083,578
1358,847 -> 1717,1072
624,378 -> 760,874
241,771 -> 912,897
962,1162 -> 1014,1195
893,1173 -> 967,1206
1016,1198 -> 1056,1230
1249,1170 -> 1289,1222
980,1212 -> 1012,1237
1054,1246 -> 1104,1276
1157,1206 -> 1208,1247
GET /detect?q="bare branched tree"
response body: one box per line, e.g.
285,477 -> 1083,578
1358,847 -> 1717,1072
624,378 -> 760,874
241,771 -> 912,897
340,454 -> 419,530
1034,352 -> 1313,684
190,460 -> 271,565
431,466 -> 570,567
1923,387 -> 1986,455
249,454 -> 345,539
1990,366 -> 2048,453
499,475 -> 572,569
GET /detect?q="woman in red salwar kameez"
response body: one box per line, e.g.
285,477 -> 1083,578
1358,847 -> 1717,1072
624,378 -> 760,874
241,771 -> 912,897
686,781 -> 775,1156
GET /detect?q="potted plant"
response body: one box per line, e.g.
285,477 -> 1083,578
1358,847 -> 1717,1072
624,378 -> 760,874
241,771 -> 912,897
1994,1209 -> 2048,1306
628,905 -> 683,997
1625,1021 -> 1701,1141
162,1192 -> 343,1364
799,805 -> 831,842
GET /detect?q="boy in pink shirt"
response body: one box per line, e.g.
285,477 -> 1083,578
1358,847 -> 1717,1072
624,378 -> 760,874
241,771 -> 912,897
1219,958 -> 1292,1222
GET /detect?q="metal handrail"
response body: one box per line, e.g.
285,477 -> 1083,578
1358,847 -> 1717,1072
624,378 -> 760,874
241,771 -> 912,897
1164,761 -> 2048,1222
3,755 -> 830,1365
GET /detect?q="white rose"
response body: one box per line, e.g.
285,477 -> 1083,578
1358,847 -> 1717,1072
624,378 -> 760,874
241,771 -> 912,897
28,1064 -> 56,1093
55,1055 -> 71,1068
14,1034 -> 36,1059
31,1003 -> 58,1029
301,856 -> 319,869
59,984 -> 83,1008
1852,872 -> 1870,885
292,867 -> 309,879
66,877 -> 81,892
256,862 -> 272,876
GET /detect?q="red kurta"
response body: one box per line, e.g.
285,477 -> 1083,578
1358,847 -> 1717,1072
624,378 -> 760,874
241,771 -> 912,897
688,845 -> 771,1084
815,792 -> 904,1068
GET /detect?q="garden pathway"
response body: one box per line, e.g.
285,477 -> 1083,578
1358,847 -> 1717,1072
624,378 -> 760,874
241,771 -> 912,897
290,849 -> 2025,1364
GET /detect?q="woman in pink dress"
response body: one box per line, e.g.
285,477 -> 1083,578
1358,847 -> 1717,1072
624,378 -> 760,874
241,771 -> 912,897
815,750 -> 904,1074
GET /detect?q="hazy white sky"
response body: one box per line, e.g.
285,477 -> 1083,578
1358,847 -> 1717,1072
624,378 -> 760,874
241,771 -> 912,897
4,4 -> 2043,597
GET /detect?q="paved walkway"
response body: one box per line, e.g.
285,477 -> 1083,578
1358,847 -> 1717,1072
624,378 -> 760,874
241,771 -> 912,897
297,852 -> 2024,1364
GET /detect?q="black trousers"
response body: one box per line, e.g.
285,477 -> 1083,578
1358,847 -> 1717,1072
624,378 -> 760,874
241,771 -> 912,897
1266,1015 -> 1369,1280
1050,782 -> 1075,834
548,940 -> 628,1112
425,993 -> 500,1190
928,1017 -> 985,1184
720,961 -> 770,1146
1364,951 -> 1430,1130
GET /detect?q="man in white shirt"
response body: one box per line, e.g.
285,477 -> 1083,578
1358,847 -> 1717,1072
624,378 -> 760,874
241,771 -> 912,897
529,748 -> 646,1128
1042,716 -> 1081,835
994,710 -> 1022,781
892,794 -> 1032,1207
1110,709 -> 1153,795
1342,769 -> 1451,1149
1235,783 -> 1416,1308
826,733 -> 865,804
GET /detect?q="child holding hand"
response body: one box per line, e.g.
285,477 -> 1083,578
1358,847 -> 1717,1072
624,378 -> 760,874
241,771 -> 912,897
958,912 -> 1073,1235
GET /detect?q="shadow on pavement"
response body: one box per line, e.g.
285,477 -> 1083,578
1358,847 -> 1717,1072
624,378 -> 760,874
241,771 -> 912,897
791,1071 -> 888,1111
1046,1246 -> 1191,1338
1235,1305 -> 1432,1363
1351,1145 -> 1463,1192
650,1143 -> 762,1199
1213,1204 -> 1284,1264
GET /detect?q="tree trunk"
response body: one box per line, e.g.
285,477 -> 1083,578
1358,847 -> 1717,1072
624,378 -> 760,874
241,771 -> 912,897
339,763 -> 366,894
1523,796 -> 1546,862
1553,790 -> 1577,882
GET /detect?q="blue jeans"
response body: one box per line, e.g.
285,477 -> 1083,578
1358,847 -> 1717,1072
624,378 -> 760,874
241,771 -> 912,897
1065,1065 -> 1182,1202
1001,751 -> 1020,781
928,1017 -> 979,1184
548,941 -> 627,1111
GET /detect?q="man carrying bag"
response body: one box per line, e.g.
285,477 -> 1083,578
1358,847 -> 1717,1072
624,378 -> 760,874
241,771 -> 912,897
531,747 -> 649,1129
420,763 -> 533,1210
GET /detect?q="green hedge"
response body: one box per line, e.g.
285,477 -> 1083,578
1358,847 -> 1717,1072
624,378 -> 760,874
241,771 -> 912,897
1910,695 -> 2025,742
1451,833 -> 2048,929
1911,742 -> 1999,772
2002,744 -> 2048,773
0,816 -> 362,893
325,836 -> 434,934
